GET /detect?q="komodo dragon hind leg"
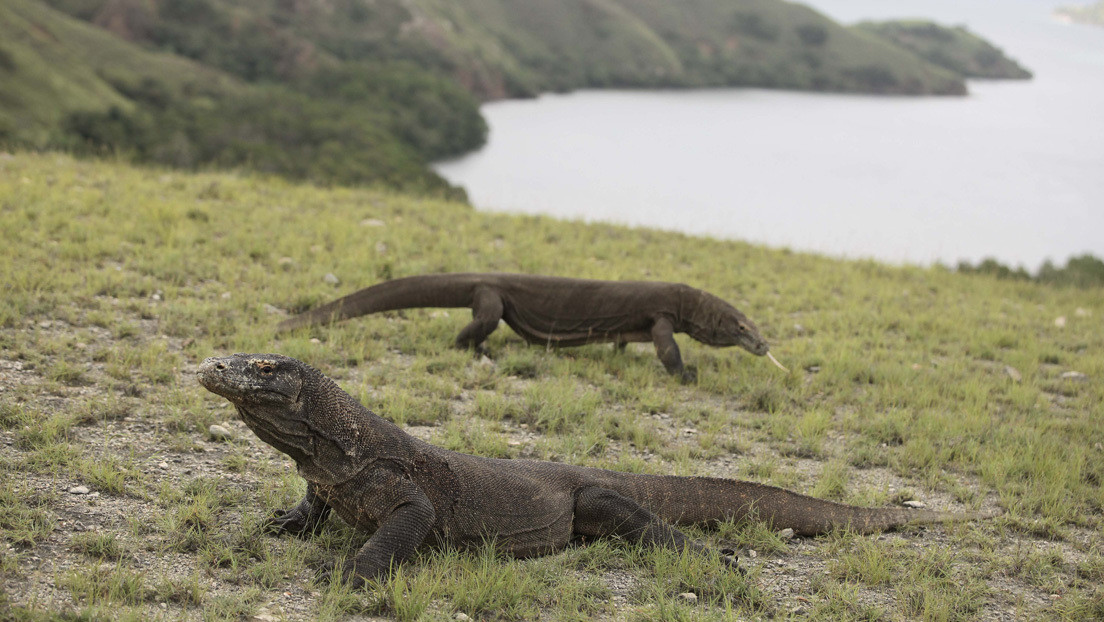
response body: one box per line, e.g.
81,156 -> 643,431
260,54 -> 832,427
265,483 -> 332,538
454,287 -> 504,355
573,487 -> 739,572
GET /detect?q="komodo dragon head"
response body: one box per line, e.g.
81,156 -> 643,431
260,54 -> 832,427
197,353 -> 371,484
683,291 -> 788,372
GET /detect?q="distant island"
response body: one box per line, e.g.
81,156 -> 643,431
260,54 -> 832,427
0,0 -> 1032,193
1055,1 -> 1104,26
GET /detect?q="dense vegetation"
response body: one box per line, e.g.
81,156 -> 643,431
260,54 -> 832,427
858,20 -> 1032,80
957,254 -> 1104,288
3,0 -> 1031,193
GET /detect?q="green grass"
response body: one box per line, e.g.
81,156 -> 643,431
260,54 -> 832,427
0,152 -> 1102,619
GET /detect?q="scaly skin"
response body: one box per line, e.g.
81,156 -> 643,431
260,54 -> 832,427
197,353 -> 995,589
277,273 -> 773,382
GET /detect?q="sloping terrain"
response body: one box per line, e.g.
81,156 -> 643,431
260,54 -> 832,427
857,20 -> 1032,80
1,153 -> 1101,620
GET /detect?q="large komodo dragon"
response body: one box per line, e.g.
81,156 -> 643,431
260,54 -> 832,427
276,273 -> 788,381
198,353 -> 992,587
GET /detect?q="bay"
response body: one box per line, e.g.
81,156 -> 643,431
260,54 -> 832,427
433,0 -> 1104,267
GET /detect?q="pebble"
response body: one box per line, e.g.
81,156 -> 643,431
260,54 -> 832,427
69,485 -> 90,495
1054,316 -> 1067,328
1061,371 -> 1088,382
309,338 -> 322,344
221,292 -> 232,299
806,365 -> 821,373
678,592 -> 698,603
1074,307 -> 1090,317
323,273 -> 340,285
208,424 -> 233,441
361,218 -> 386,227
1004,366 -> 1022,382
454,614 -> 471,621
903,500 -> 927,509
278,257 -> 295,266
158,462 -> 169,470
779,528 -> 795,539
262,304 -> 286,316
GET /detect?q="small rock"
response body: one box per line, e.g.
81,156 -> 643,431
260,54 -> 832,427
1061,371 -> 1088,382
793,323 -> 805,334
678,592 -> 698,603
360,218 -> 386,227
151,292 -> 162,301
323,273 -> 340,285
454,614 -> 471,622
69,485 -> 90,495
87,492 -> 99,499
1074,307 -> 1090,317
208,424 -> 233,441
682,428 -> 697,435
429,310 -> 450,319
791,606 -> 807,615
375,241 -> 388,254
478,355 -> 494,367
38,321 -> 51,329
1054,316 -> 1067,328
903,500 -> 927,509
309,338 -> 322,344
278,257 -> 295,266
221,292 -> 232,299
250,613 -> 278,622
1005,366 -> 1022,382
748,549 -> 758,558
160,602 -> 168,610
158,462 -> 169,470
806,365 -> 821,373
262,303 -> 286,316
779,528 -> 795,539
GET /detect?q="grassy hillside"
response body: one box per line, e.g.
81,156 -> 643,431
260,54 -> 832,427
2,153 -> 1102,620
0,0 -> 238,146
857,21 -> 1032,80
1056,1 -> 1104,27
0,0 -> 485,195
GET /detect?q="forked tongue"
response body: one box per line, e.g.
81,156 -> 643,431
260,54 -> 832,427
766,351 -> 789,373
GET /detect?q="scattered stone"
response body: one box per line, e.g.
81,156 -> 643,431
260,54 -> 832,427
454,613 -> 471,621
38,321 -> 51,329
221,292 -> 232,299
262,303 -> 286,316
429,310 -> 450,319
309,338 -> 322,344
682,427 -> 697,435
1005,366 -> 1022,382
1074,307 -> 1090,317
903,500 -> 927,509
748,549 -> 758,558
806,365 -> 821,373
1061,371 -> 1087,382
208,424 -> 233,441
69,485 -> 90,495
478,355 -> 494,367
1054,316 -> 1067,328
151,291 -> 162,301
793,323 -> 805,334
323,273 -> 340,285
158,462 -> 169,470
778,528 -> 795,539
250,612 -> 278,622
678,592 -> 698,604
360,218 -> 386,227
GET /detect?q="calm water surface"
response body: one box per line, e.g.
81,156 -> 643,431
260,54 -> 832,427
434,0 -> 1104,267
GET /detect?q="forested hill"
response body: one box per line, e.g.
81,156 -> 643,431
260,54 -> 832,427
2,0 -> 1029,192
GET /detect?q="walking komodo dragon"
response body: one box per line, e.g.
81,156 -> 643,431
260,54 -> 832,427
276,273 -> 788,381
198,353 -> 991,588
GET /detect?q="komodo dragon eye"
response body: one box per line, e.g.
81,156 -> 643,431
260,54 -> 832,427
259,364 -> 274,374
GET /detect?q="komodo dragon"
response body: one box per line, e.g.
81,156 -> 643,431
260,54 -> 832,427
198,353 -> 993,588
277,273 -> 788,381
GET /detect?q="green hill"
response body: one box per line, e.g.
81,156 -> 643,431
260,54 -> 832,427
1,153 -> 1102,620
857,20 -> 1032,80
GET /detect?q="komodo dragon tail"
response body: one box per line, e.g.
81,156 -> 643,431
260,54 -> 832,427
605,473 -> 997,537
278,274 -> 485,332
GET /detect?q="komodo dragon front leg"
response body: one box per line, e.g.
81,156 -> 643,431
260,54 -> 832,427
265,482 -> 332,537
318,468 -> 437,588
573,487 -> 738,570
454,286 -> 504,354
651,317 -> 696,383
